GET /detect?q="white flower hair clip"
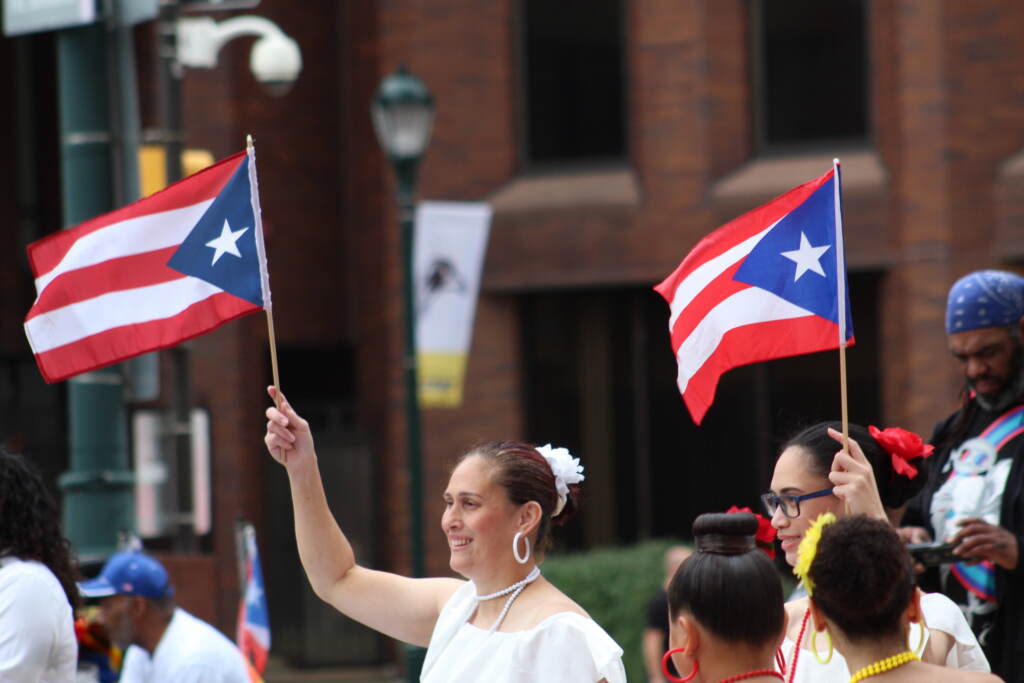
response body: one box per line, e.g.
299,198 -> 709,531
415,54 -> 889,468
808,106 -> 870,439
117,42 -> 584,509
535,444 -> 585,516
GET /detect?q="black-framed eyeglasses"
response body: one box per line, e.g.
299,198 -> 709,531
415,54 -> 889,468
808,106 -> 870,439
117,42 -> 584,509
760,487 -> 833,518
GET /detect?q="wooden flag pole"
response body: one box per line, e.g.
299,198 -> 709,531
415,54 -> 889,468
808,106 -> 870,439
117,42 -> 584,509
267,307 -> 282,405
833,158 -> 851,516
833,157 -> 850,452
246,134 -> 282,408
839,340 -> 850,451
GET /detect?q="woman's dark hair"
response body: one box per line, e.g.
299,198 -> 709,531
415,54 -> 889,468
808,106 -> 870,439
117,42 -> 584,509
808,515 -> 914,640
667,513 -> 784,646
460,441 -> 581,552
0,450 -> 80,608
782,421 -> 927,509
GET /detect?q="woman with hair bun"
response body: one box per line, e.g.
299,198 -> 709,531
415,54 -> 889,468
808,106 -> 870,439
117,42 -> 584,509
797,515 -> 1001,683
764,421 -> 988,681
662,512 -> 786,683
263,387 -> 626,682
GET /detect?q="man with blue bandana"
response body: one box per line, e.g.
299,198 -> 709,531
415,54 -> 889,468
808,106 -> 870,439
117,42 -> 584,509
904,269 -> 1024,681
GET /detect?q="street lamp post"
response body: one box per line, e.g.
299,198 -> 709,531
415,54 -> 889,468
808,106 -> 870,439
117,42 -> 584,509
371,65 -> 435,681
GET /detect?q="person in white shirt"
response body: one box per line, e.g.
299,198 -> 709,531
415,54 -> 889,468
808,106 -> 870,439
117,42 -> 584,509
0,449 -> 78,682
264,386 -> 626,683
79,550 -> 251,683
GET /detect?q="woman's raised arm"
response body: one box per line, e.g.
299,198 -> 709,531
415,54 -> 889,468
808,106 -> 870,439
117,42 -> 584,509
264,386 -> 462,646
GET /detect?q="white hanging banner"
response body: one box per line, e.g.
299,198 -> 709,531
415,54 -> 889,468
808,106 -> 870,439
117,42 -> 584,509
413,201 -> 492,407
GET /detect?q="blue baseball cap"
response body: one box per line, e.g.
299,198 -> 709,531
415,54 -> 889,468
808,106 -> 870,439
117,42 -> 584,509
78,551 -> 174,600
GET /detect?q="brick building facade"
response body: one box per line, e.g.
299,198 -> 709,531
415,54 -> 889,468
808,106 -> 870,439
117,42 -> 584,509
3,0 -> 1024,668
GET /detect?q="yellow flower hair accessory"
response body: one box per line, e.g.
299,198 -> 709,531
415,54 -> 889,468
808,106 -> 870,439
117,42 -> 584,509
793,512 -> 837,596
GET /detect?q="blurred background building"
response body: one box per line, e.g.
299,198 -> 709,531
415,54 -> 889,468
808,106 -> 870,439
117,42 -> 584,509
2,0 -> 1024,673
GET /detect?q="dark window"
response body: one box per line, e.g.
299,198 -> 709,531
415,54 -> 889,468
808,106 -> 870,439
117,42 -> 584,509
752,0 -> 869,151
522,0 -> 626,167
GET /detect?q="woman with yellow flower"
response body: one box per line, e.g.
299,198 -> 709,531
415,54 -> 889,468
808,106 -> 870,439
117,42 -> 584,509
763,421 -> 987,681
795,514 -> 1001,683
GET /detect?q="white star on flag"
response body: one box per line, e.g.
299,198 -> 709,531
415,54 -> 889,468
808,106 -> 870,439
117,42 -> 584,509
780,231 -> 831,281
245,579 -> 263,607
205,220 -> 249,266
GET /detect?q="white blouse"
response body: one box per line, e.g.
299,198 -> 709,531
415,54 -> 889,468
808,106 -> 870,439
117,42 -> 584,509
0,557 -> 77,683
421,581 -> 626,683
780,592 -> 990,682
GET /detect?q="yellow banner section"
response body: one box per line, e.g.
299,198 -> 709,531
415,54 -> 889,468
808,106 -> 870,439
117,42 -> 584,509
418,352 -> 468,407
139,145 -> 215,196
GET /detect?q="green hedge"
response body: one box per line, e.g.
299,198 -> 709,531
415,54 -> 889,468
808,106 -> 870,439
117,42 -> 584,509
543,540 -> 679,681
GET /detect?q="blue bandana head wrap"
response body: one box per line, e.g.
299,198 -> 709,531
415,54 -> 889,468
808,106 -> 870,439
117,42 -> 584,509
946,270 -> 1024,334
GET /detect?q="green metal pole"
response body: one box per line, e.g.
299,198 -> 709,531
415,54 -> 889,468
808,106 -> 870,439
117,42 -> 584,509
395,157 -> 425,579
56,21 -> 135,564
393,156 -> 428,680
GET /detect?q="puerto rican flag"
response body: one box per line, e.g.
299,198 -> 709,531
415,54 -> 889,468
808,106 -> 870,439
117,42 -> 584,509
655,164 -> 853,425
237,524 -> 270,677
24,148 -> 271,383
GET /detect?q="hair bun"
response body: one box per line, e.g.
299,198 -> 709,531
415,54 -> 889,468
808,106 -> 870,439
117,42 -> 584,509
693,512 -> 757,555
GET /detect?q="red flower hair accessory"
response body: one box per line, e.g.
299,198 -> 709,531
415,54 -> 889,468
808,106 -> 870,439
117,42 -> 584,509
726,505 -> 777,560
868,425 -> 934,480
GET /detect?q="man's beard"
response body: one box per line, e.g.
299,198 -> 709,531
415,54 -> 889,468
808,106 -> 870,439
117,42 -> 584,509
972,340 -> 1024,411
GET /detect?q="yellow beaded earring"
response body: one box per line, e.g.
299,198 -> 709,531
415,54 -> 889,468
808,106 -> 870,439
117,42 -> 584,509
811,628 -> 833,665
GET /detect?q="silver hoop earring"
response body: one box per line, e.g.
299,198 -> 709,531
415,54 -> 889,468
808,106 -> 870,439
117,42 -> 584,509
512,532 -> 531,564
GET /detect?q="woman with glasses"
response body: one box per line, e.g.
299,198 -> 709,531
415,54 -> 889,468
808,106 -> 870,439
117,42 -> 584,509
796,514 -> 1001,683
765,421 -> 987,682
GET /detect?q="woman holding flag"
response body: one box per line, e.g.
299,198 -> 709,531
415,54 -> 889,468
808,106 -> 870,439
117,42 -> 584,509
764,421 -> 988,681
263,387 -> 626,682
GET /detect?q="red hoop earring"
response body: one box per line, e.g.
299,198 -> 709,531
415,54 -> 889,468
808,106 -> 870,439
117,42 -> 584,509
662,647 -> 699,683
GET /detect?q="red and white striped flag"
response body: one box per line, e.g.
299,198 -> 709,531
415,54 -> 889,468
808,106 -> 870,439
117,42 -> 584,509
24,148 -> 270,383
655,164 -> 853,424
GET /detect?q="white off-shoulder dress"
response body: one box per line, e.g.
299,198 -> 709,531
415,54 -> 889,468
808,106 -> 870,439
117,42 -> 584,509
421,581 -> 627,683
780,592 -> 990,682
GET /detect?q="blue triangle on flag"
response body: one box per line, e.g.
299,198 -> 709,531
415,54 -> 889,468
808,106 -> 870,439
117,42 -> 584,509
733,177 -> 854,337
167,157 -> 264,307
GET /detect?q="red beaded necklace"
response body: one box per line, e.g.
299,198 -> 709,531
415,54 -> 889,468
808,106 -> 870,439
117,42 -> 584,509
786,608 -> 811,683
717,670 -> 784,683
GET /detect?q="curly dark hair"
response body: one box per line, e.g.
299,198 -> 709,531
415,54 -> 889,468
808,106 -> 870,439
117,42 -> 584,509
808,515 -> 914,640
0,450 -> 80,608
458,441 -> 582,554
667,513 -> 785,646
783,421 -> 928,509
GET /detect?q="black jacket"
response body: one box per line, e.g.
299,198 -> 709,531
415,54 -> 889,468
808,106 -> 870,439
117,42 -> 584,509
907,398 -> 1024,681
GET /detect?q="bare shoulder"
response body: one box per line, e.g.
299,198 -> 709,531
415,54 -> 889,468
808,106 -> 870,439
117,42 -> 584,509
429,576 -> 466,610
948,672 -> 1002,683
508,580 -> 589,629
783,597 -> 809,640
532,581 -> 589,620
915,663 -> 1003,682
920,627 -> 953,665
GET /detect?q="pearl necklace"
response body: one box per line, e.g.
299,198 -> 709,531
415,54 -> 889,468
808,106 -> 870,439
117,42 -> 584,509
473,566 -> 541,634
848,651 -> 918,682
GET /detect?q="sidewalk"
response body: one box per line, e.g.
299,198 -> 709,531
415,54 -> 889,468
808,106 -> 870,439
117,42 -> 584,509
262,658 -> 402,683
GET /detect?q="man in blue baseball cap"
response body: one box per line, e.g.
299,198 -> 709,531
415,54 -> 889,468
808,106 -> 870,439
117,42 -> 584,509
902,269 -> 1024,680
79,551 -> 253,682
